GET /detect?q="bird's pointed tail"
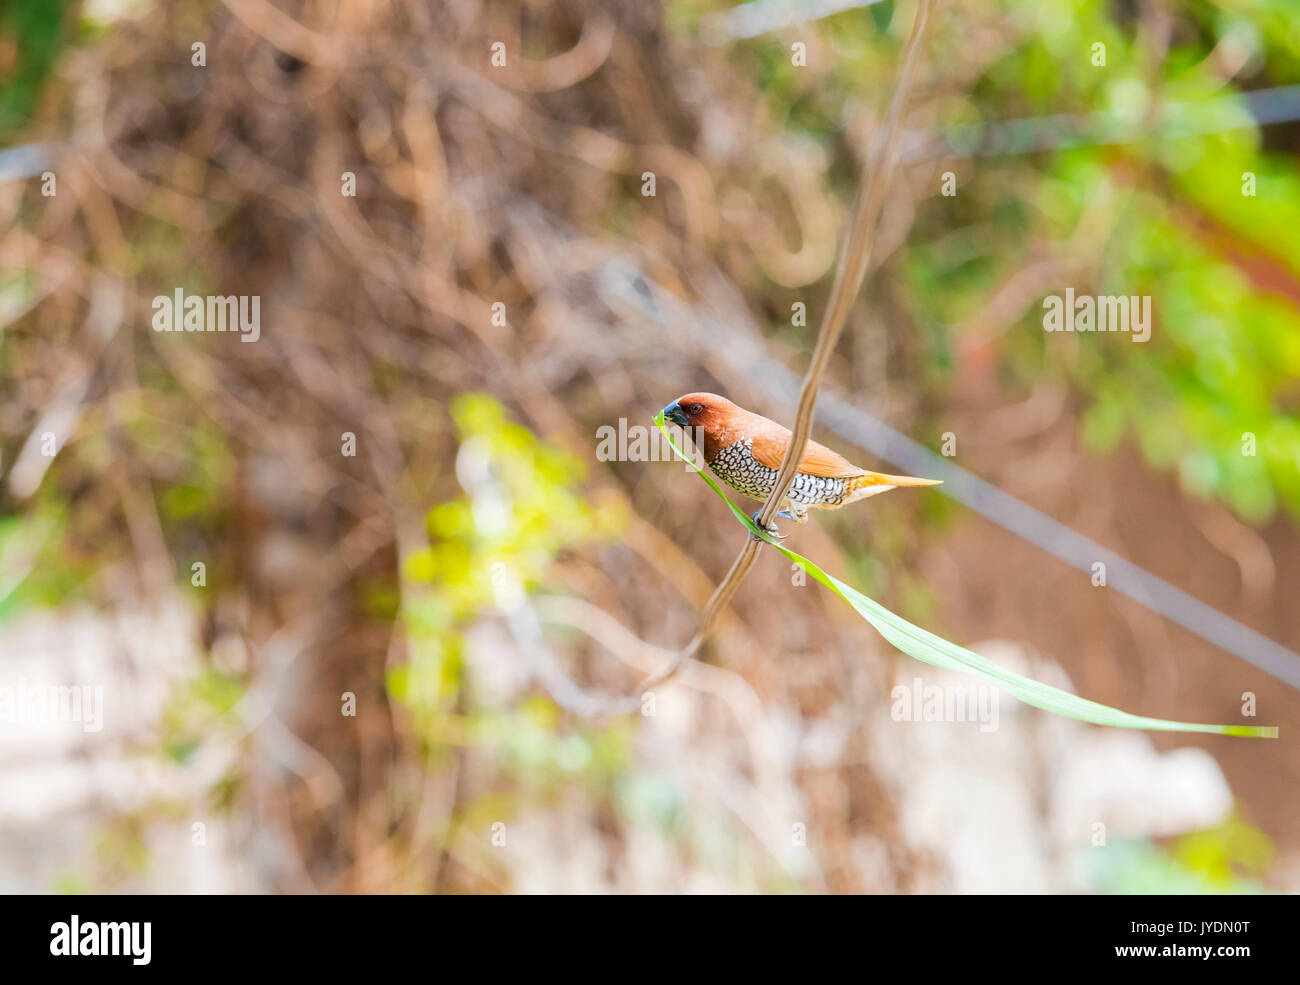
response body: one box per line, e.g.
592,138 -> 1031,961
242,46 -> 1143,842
844,470 -> 942,503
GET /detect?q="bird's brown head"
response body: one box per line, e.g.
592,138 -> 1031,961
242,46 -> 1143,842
661,392 -> 735,434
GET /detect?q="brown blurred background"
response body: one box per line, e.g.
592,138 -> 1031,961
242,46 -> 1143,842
1,0 -> 1297,892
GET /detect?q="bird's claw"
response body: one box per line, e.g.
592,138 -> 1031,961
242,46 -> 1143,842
749,510 -> 789,541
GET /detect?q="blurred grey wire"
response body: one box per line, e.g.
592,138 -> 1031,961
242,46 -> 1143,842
6,86 -> 1300,190
0,143 -> 54,182
597,260 -> 1300,692
904,84 -> 1300,160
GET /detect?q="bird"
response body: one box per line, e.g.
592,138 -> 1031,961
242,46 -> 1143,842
661,392 -> 941,535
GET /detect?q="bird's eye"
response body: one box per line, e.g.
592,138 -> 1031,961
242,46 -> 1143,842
689,403 -> 704,415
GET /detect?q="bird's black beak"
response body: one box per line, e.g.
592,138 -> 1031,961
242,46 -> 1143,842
661,401 -> 689,427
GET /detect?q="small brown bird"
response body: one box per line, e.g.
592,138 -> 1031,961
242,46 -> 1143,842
662,392 -> 941,534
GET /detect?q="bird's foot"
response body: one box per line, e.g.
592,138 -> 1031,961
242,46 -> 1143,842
749,509 -> 791,541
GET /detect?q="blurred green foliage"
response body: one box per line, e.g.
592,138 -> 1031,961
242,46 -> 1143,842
1086,816 -> 1275,893
160,668 -> 245,764
391,394 -> 629,790
949,3 -> 1300,525
0,503 -> 85,621
0,0 -> 71,137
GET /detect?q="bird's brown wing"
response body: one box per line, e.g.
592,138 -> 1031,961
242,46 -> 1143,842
750,428 -> 863,478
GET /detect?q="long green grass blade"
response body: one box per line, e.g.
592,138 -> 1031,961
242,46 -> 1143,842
653,413 -> 1277,738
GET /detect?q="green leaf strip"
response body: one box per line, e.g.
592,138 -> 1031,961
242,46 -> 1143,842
653,413 -> 1277,738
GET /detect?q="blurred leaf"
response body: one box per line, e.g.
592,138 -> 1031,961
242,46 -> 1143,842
869,0 -> 895,34
0,0 -> 71,135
